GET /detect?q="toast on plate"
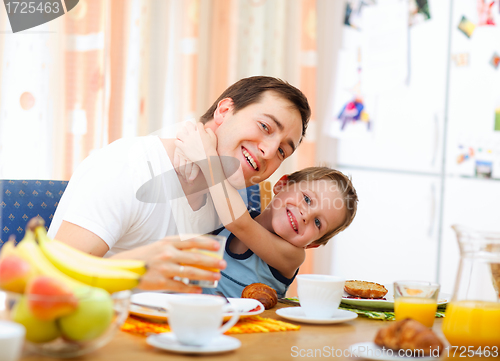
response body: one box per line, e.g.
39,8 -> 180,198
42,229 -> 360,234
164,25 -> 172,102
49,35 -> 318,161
344,280 -> 388,299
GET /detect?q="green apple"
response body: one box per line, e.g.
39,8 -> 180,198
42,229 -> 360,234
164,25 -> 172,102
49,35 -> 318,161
12,296 -> 60,343
58,287 -> 113,342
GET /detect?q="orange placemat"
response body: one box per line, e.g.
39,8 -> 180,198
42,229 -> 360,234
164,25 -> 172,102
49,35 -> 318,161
121,314 -> 300,336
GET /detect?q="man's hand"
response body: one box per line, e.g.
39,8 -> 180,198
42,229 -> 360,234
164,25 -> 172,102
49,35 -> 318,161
132,235 -> 227,292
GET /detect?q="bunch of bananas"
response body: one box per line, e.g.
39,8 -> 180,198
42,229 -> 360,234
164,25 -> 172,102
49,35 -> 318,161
0,218 -> 147,344
0,220 -> 146,294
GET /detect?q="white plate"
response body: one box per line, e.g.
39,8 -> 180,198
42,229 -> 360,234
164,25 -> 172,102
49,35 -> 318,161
341,284 -> 451,311
349,342 -> 442,360
147,333 -> 241,354
129,292 -> 264,320
276,307 -> 357,324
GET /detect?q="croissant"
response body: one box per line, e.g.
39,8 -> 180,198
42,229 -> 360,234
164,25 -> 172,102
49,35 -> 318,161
241,283 -> 278,310
374,319 -> 444,356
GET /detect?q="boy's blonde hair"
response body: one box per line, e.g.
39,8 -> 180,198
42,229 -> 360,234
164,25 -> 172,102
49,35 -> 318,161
287,167 -> 358,246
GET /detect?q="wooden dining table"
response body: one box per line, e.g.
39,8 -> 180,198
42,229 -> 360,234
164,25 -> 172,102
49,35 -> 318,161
20,303 -> 490,361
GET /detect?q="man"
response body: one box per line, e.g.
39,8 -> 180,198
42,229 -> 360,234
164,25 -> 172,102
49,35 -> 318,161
48,76 -> 310,291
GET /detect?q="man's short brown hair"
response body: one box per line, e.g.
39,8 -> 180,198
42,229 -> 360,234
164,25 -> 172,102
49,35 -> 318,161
287,167 -> 358,246
200,76 -> 311,140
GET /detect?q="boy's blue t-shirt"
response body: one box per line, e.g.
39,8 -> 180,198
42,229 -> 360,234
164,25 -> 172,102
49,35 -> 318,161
203,210 -> 298,298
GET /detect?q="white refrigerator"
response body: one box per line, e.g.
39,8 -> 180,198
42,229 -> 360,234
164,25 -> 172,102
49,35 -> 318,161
323,0 -> 500,294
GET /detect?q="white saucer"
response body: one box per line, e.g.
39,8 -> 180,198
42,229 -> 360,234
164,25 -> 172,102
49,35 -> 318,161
349,342 -> 442,361
276,307 -> 357,324
130,293 -> 264,321
147,333 -> 241,354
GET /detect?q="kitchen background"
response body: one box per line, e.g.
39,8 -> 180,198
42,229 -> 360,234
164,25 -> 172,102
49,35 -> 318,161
1,0 -> 499,295
317,0 -> 500,295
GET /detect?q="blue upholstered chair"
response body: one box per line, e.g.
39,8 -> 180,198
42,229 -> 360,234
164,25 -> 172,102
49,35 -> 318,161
0,181 -> 264,250
0,180 -> 69,248
245,184 -> 261,213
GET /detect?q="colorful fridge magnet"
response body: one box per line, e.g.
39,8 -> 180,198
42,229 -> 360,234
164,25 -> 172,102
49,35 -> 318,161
337,97 -> 371,131
490,52 -> 500,69
452,53 -> 470,67
457,146 -> 475,164
344,1 -> 359,29
409,0 -> 431,26
344,0 -> 377,30
476,159 -> 493,178
477,0 -> 495,26
458,16 -> 476,38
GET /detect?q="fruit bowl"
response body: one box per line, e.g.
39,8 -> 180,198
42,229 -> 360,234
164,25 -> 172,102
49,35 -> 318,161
0,289 -> 131,358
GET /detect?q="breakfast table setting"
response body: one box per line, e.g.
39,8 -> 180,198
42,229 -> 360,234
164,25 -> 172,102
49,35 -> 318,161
15,298 -> 491,361
0,277 -> 497,361
1,223 -> 499,360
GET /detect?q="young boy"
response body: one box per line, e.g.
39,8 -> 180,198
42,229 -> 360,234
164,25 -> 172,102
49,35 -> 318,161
175,123 -> 358,298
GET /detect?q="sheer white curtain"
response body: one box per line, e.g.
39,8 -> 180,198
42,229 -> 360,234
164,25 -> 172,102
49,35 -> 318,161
314,0 -> 347,275
228,0 -> 304,185
0,0 -> 320,297
0,0 -> 315,183
0,12 -> 65,179
0,0 -> 107,180
145,0 -> 199,137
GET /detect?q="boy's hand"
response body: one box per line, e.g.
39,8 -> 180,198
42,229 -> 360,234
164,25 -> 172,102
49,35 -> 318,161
174,122 -> 218,184
175,122 -> 217,163
173,147 -> 200,184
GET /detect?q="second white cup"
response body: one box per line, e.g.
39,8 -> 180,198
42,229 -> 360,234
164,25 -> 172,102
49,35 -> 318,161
297,274 -> 345,319
166,294 -> 239,346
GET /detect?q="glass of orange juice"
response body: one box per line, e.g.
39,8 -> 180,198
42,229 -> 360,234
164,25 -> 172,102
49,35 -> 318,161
182,235 -> 227,288
394,281 -> 440,327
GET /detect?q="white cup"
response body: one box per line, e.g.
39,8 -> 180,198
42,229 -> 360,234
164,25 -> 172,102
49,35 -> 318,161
297,274 -> 345,318
167,294 -> 239,346
0,321 -> 25,361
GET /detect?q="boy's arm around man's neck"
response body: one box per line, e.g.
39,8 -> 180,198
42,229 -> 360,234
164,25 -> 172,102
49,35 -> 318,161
195,148 -> 306,278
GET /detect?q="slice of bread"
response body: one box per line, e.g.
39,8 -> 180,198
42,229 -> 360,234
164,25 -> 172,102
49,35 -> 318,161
344,280 -> 388,299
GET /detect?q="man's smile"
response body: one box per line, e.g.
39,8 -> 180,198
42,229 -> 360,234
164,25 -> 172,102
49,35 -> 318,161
242,147 -> 259,171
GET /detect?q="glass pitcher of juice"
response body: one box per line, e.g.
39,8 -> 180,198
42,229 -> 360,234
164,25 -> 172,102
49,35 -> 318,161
442,225 -> 500,349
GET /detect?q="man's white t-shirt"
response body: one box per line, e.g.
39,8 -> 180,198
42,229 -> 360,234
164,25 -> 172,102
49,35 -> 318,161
48,136 -> 219,256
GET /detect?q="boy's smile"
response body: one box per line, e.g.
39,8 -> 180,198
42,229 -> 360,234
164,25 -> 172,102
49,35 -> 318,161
287,209 -> 299,233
